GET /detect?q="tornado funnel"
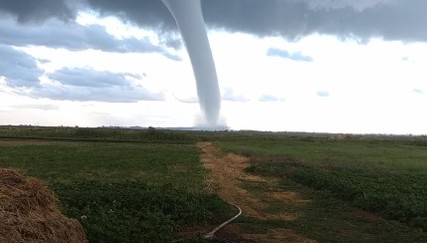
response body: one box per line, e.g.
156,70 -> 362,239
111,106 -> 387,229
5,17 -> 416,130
162,0 -> 221,127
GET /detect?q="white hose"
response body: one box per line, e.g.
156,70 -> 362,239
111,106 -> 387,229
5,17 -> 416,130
173,178 -> 242,242
202,179 -> 212,192
203,202 -> 242,239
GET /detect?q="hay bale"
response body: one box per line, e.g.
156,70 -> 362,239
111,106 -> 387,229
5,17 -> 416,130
0,169 -> 88,243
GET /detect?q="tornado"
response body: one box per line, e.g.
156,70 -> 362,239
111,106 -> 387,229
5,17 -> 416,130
162,0 -> 221,128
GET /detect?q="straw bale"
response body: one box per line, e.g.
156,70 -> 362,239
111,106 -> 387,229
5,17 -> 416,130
0,169 -> 88,243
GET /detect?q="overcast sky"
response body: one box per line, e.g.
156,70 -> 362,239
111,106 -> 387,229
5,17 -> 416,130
0,0 -> 426,134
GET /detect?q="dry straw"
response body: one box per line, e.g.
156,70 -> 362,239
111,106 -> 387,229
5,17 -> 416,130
0,169 -> 88,243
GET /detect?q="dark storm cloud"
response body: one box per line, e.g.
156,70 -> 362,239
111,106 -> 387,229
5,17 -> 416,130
267,48 -> 313,62
1,0 -> 425,42
83,0 -> 183,50
39,67 -> 165,102
0,17 -> 180,59
84,0 -> 175,30
85,0 -> 427,43
0,45 -> 42,87
206,0 -> 427,42
0,0 -> 76,23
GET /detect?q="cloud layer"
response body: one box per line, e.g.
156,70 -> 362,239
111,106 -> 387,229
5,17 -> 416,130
0,8 -> 176,103
0,45 -> 42,87
39,67 -> 164,102
1,0 -> 426,108
0,0 -> 76,23
1,0 -> 426,42
0,16 -> 179,59
82,0 -> 427,42
0,44 -> 164,102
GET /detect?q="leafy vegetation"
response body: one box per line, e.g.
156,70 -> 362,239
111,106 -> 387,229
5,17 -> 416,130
218,135 -> 427,231
238,178 -> 427,242
0,127 -> 229,242
53,180 -> 226,242
1,126 -> 426,241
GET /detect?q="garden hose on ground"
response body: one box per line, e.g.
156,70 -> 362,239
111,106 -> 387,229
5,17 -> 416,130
203,202 -> 242,240
202,179 -> 212,192
173,179 -> 242,242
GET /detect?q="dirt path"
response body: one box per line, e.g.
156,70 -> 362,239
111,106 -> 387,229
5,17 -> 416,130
199,142 -> 316,243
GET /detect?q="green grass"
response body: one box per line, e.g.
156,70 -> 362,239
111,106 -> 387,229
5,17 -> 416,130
238,176 -> 427,242
0,125 -> 195,143
217,135 -> 427,232
1,126 -> 426,241
0,127 -> 229,242
0,140 -> 204,187
218,136 -> 427,170
54,180 -> 226,242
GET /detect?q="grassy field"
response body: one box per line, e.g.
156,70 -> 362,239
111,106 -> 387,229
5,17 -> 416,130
215,133 -> 427,241
0,126 -> 426,242
0,126 -> 229,242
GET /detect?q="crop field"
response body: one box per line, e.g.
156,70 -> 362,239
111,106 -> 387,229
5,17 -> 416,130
0,126 -> 426,242
215,133 -> 427,241
0,126 -> 230,242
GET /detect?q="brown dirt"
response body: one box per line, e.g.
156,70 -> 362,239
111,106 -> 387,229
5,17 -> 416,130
200,142 -> 274,219
0,169 -> 88,243
199,142 -> 316,243
268,191 -> 312,206
217,223 -> 317,243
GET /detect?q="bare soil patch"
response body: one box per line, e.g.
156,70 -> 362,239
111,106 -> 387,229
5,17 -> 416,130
217,223 -> 317,243
268,191 -> 312,206
200,142 -> 273,219
199,142 -> 316,242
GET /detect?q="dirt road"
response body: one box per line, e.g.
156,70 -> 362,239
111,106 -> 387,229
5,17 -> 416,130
199,142 -> 316,243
